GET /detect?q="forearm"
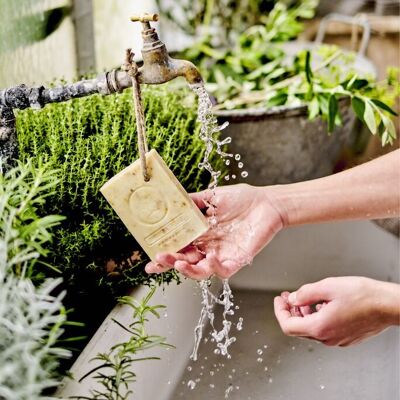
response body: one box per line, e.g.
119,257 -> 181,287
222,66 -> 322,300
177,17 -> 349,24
266,149 -> 400,227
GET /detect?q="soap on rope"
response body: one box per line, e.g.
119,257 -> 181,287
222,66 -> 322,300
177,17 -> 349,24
100,149 -> 209,261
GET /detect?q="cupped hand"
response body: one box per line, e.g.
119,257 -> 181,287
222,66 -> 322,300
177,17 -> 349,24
145,184 -> 284,279
274,277 -> 400,347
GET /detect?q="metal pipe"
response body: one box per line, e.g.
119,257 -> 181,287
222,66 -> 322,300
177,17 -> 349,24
0,106 -> 17,171
0,12 -> 204,167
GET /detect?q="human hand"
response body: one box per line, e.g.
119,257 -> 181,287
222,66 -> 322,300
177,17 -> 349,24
274,277 -> 400,347
145,184 -> 284,279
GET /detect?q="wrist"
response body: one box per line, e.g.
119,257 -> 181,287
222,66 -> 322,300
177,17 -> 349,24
262,184 -> 296,229
374,280 -> 400,326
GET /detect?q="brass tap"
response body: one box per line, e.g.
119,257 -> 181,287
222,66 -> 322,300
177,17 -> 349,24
129,13 -> 203,85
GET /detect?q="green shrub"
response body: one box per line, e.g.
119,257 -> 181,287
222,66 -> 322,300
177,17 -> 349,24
16,86 -> 223,298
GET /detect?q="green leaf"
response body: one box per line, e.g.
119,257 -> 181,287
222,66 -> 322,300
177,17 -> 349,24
328,95 -> 338,133
371,99 -> 398,116
364,101 -> 377,134
308,97 -> 319,120
305,50 -> 313,84
382,115 -> 397,140
267,92 -> 288,107
381,130 -> 389,145
351,79 -> 369,90
351,97 -> 365,123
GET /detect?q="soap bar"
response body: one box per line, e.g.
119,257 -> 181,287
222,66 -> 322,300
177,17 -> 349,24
100,149 -> 209,261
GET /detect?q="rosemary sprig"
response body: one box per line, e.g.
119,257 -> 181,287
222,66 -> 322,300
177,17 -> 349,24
73,286 -> 173,400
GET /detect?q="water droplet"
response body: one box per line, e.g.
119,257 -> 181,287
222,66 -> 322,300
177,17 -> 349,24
231,174 -> 236,179
225,385 -> 234,398
257,349 -> 263,355
291,346 -> 296,350
187,366 -> 192,372
257,357 -> 263,363
214,349 -> 221,355
225,159 -> 230,165
209,216 -> 218,226
210,371 -> 214,376
235,154 -> 241,161
241,171 -> 248,178
320,385 -> 325,390
238,162 -> 243,168
187,380 -> 196,390
232,369 -> 236,373
263,344 -> 268,349
264,366 -> 268,372
269,378 -> 273,383
224,175 -> 230,181
210,384 -> 215,389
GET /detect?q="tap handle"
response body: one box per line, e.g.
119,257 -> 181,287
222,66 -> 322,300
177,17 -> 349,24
130,13 -> 159,23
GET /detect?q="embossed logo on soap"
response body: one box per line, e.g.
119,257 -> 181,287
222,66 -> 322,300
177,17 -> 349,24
129,186 -> 168,225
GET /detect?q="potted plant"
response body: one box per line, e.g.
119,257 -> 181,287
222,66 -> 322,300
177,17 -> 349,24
160,0 -> 398,184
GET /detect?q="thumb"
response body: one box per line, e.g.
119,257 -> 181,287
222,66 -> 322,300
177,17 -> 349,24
288,280 -> 333,306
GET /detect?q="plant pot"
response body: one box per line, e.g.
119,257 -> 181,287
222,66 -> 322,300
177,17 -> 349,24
216,100 -> 355,185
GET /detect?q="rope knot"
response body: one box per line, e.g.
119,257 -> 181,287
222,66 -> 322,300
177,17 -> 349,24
122,48 -> 139,78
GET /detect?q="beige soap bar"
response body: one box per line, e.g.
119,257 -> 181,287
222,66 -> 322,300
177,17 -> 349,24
100,149 -> 209,261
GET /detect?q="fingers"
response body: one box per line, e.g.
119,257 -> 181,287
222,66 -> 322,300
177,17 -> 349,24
281,291 -> 313,317
190,190 -> 212,210
288,279 -> 333,307
300,305 -> 314,316
315,302 -> 328,312
145,261 -> 171,274
155,246 -> 203,267
175,257 -> 213,280
274,295 -> 320,337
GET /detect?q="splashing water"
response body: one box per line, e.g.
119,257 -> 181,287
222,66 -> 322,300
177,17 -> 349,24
225,384 -> 234,399
190,83 -> 233,191
188,82 -> 250,362
187,380 -> 196,390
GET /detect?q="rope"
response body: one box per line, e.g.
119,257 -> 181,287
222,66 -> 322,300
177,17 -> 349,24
123,48 -> 150,181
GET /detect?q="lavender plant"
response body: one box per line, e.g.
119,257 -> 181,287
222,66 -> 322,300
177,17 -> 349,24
0,161 -> 71,400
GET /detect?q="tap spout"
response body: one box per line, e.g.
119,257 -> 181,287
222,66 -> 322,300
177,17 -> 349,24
130,13 -> 203,86
137,57 -> 203,85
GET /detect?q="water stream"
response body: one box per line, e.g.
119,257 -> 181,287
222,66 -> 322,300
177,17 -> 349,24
188,82 -> 250,366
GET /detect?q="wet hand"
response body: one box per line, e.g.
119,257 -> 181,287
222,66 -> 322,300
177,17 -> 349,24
274,277 -> 400,346
145,184 -> 284,279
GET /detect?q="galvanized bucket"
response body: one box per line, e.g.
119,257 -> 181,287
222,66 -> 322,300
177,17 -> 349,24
215,14 -> 376,186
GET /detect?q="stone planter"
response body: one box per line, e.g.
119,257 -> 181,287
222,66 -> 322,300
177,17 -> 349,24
216,100 -> 355,186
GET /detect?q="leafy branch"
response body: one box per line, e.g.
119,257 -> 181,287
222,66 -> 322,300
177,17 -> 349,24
73,287 -> 173,400
177,1 -> 398,146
